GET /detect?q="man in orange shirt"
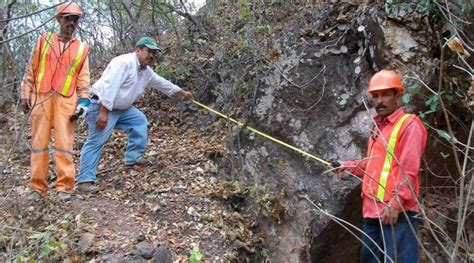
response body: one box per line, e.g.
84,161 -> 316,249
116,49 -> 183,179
20,2 -> 90,201
332,70 -> 427,262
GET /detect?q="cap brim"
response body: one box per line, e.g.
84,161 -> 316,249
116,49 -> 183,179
368,86 -> 404,93
57,13 -> 82,18
144,44 -> 161,51
368,85 -> 391,93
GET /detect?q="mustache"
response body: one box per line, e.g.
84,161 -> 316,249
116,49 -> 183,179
376,104 -> 387,110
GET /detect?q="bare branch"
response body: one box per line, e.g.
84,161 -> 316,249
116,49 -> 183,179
0,1 -> 63,23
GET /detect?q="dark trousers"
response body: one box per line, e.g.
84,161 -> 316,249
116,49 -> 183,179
360,212 -> 419,263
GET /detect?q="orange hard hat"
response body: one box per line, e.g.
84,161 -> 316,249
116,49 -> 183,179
56,2 -> 83,17
368,70 -> 405,93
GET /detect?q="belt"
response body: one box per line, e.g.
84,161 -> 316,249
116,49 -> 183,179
363,211 -> 419,224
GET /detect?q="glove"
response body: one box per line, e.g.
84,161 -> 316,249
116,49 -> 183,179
330,159 -> 341,168
330,159 -> 347,180
75,98 -> 90,118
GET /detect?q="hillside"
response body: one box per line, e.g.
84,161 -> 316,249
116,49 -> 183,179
0,1 -> 473,262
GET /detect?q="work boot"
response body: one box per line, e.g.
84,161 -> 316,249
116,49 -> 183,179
27,191 -> 41,201
57,191 -> 71,201
76,182 -> 99,193
125,156 -> 156,168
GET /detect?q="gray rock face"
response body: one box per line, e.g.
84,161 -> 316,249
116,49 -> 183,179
215,2 -> 435,262
381,20 -> 419,62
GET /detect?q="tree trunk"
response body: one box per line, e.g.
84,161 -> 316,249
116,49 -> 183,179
0,1 -> 17,124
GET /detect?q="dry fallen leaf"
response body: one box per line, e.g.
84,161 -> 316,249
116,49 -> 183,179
447,36 -> 470,58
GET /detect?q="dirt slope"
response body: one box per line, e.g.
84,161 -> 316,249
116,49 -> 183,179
0,98 -> 250,262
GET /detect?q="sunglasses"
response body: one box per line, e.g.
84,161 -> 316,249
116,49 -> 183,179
61,15 -> 80,23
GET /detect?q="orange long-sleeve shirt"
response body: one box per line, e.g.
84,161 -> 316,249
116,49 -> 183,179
21,33 -> 90,100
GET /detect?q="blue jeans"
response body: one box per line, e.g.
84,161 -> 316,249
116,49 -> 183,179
361,212 -> 419,263
76,101 -> 148,184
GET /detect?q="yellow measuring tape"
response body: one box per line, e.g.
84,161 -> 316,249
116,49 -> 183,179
192,100 -> 330,166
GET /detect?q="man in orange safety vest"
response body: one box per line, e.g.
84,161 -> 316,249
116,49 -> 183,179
20,2 -> 90,201
332,70 -> 428,263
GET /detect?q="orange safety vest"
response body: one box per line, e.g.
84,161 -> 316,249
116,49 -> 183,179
362,114 -> 418,202
35,32 -> 89,97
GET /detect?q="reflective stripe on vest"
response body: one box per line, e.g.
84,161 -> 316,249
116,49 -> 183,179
61,42 -> 86,96
34,32 -> 88,97
376,114 -> 410,201
36,32 -> 53,94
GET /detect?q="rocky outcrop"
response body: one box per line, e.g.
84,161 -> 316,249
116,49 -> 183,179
211,2 -> 441,261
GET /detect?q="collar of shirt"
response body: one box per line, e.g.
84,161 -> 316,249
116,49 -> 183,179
55,33 -> 77,52
373,107 -> 405,126
58,36 -> 76,43
134,53 -> 140,71
134,53 -> 149,73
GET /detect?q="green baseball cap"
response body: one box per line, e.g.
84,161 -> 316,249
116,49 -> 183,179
136,37 -> 161,51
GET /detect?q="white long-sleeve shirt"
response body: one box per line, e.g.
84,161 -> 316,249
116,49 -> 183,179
92,52 -> 182,110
